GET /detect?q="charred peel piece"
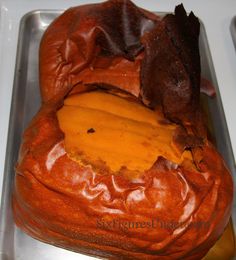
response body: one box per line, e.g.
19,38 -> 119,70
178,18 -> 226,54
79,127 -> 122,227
141,4 -> 200,125
172,126 -> 204,154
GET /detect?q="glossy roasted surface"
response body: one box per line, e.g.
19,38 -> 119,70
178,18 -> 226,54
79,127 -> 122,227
13,91 -> 233,259
13,0 -> 234,259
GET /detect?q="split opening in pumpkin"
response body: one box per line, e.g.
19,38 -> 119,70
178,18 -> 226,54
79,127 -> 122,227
57,90 -> 192,174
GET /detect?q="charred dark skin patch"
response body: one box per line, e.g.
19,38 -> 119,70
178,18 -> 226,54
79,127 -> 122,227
141,4 -> 200,126
87,128 -> 96,134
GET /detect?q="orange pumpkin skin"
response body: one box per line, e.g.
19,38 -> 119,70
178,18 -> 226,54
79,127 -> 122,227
13,1 -> 233,259
13,101 -> 233,259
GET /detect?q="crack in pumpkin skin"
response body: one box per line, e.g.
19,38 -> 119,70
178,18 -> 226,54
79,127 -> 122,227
57,91 -> 193,175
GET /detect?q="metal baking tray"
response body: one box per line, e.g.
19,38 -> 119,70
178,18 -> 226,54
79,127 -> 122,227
0,10 -> 236,260
231,16 -> 236,50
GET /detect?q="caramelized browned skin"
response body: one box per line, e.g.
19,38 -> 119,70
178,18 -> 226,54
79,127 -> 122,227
39,0 -> 159,103
13,0 -> 234,259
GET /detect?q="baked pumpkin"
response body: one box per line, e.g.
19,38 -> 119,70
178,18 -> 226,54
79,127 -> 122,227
13,1 -> 234,259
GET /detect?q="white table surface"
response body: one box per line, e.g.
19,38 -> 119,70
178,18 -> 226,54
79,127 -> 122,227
0,0 -> 236,205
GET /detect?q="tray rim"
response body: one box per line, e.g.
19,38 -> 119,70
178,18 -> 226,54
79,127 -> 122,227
230,16 -> 236,50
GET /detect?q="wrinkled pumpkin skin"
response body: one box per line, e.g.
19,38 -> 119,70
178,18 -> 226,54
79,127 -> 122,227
13,0 -> 233,259
13,96 -> 233,259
